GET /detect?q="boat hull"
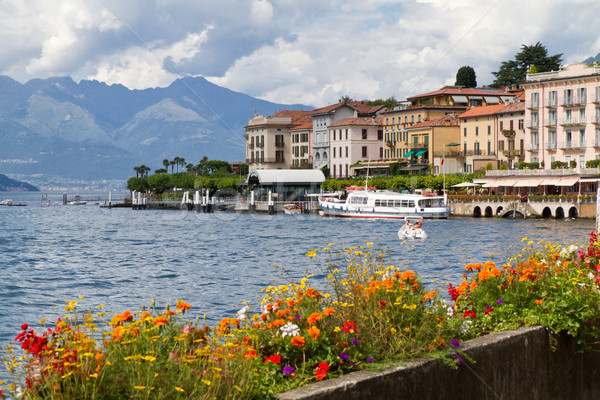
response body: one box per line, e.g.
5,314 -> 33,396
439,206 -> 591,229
320,210 -> 449,219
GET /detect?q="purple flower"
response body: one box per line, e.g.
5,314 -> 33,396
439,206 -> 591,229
349,362 -> 355,367
282,366 -> 295,376
295,315 -> 303,319
453,354 -> 463,363
366,357 -> 376,363
351,339 -> 361,346
339,352 -> 349,362
451,339 -> 460,348
497,299 -> 504,305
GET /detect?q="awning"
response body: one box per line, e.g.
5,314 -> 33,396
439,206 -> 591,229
579,178 -> 600,183
484,96 -> 500,104
414,150 -> 427,156
513,179 -> 543,187
452,95 -> 468,103
404,150 -> 415,158
482,178 -> 518,188
540,178 -> 563,186
555,177 -> 579,186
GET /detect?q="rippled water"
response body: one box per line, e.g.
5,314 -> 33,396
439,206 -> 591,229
0,192 -> 595,352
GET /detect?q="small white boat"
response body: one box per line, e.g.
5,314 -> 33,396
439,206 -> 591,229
398,217 -> 428,239
283,203 -> 302,215
0,199 -> 12,206
67,195 -> 87,205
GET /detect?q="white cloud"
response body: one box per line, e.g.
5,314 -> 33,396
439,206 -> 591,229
1,0 -> 600,105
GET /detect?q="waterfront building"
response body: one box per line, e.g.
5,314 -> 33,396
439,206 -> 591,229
310,101 -> 385,173
458,104 -> 506,173
405,113 -> 461,175
496,101 -> 526,169
245,110 -> 312,171
289,122 -> 313,168
245,169 -> 325,201
327,117 -> 383,178
522,62 -> 600,169
382,86 -> 516,164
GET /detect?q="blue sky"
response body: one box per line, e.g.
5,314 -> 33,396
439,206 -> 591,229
1,0 -> 599,107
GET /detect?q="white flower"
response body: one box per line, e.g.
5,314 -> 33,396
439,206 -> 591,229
460,320 -> 472,334
588,272 -> 595,280
237,306 -> 249,321
447,306 -> 455,317
280,323 -> 300,338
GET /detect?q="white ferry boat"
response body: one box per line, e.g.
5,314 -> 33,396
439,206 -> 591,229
319,189 -> 450,219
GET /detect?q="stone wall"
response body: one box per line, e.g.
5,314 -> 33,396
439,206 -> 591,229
278,326 -> 600,400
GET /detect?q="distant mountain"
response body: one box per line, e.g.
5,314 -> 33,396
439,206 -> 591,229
0,173 -> 38,191
0,75 -> 311,189
583,53 -> 600,65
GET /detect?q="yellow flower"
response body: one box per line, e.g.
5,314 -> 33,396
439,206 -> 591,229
175,387 -> 185,392
390,327 -> 397,334
306,251 -> 316,257
202,379 -> 211,386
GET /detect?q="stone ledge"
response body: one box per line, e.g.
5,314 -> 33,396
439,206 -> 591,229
278,326 -> 600,400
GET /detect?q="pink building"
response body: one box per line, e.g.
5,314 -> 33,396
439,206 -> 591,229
328,117 -> 383,178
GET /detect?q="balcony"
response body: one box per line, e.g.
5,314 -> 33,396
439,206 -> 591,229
248,143 -> 255,149
527,143 -> 539,151
410,142 -> 428,149
559,118 -> 586,126
562,97 -> 586,107
256,141 -> 265,149
545,98 -> 558,108
502,149 -> 523,158
558,141 -> 584,150
386,140 -> 396,148
594,139 -> 600,148
592,115 -> 600,124
546,141 -> 557,150
275,140 -> 285,148
526,101 -> 539,109
592,96 -> 600,104
501,129 -> 516,137
544,118 -> 557,127
526,120 -> 539,129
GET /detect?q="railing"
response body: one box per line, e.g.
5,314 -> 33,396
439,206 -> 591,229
559,118 -> 585,125
546,141 -> 557,150
558,141 -> 584,149
275,141 -> 285,148
486,167 -> 600,176
527,143 -> 539,150
248,143 -> 255,149
410,142 -> 428,149
246,157 -> 285,164
526,101 -> 539,109
544,118 -> 557,126
526,120 -> 539,129
593,139 -> 600,147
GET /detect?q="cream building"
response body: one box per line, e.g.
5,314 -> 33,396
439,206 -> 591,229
522,62 -> 600,169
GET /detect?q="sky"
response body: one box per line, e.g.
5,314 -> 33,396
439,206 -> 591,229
1,0 -> 600,108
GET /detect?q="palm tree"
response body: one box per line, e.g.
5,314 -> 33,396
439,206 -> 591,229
162,159 -> 170,172
139,165 -> 151,177
170,160 -> 176,174
134,166 -> 142,178
186,163 -> 194,174
155,168 -> 168,174
179,157 -> 186,172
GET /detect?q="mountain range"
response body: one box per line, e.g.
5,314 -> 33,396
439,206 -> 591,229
0,75 -> 310,189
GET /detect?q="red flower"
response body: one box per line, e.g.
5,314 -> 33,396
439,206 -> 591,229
265,354 -> 281,364
379,301 -> 386,309
463,309 -> 476,319
315,362 -> 329,381
21,324 -> 28,330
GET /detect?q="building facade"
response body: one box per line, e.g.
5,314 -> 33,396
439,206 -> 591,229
310,101 -> 385,172
245,110 -> 312,170
328,117 -> 383,178
522,62 -> 600,169
496,102 -> 525,169
290,122 -> 313,168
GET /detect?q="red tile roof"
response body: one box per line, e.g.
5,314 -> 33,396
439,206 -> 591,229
407,86 -> 515,101
272,110 -> 313,126
458,104 -> 506,118
289,121 -> 313,131
497,101 -> 525,114
309,101 -> 384,116
407,113 -> 460,129
329,117 -> 383,127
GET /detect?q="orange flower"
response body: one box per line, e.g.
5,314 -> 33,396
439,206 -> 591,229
422,291 -> 435,301
152,316 -> 168,326
401,271 -> 416,281
305,287 -> 320,298
323,308 -> 335,316
470,280 -> 478,291
176,300 -> 191,311
307,312 -> 322,325
535,299 -> 543,305
307,325 -> 320,340
552,253 -> 560,260
163,310 -> 176,316
111,310 -> 133,326
140,311 -> 150,321
291,336 -> 305,348
287,299 -> 296,308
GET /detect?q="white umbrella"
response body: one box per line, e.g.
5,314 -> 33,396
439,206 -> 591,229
451,182 -> 480,188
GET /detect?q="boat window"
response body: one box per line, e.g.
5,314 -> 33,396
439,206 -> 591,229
409,201 -> 415,207
375,199 -> 381,207
351,196 -> 368,204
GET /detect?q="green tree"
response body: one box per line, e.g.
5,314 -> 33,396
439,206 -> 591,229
162,159 -> 170,173
490,42 -> 563,88
237,163 -> 249,176
455,66 -> 477,88
366,96 -> 399,110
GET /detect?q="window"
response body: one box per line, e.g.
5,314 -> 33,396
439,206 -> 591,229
385,149 -> 389,158
378,130 -> 383,140
566,109 -> 573,124
498,141 -> 505,151
579,155 -> 585,168
346,147 -> 348,157
549,90 -> 557,106
531,92 -> 539,108
580,108 -> 586,123
463,127 -> 467,137
580,129 -> 586,146
518,119 -> 524,130
333,147 -> 336,158
500,121 -> 503,130
487,125 -> 491,136
475,126 -> 479,136
362,146 -> 368,158
487,140 -> 491,155
566,130 -> 572,147
578,87 -> 587,103
564,89 -> 573,105
362,129 -> 368,139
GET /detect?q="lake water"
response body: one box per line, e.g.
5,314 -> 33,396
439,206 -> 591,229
0,191 -> 595,353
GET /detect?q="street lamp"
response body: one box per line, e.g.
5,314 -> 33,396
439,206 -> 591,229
442,142 -> 460,204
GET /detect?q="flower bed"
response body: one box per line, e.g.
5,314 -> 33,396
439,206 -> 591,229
1,237 -> 600,399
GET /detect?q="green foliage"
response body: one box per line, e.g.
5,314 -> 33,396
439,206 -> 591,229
366,96 -> 400,110
485,162 -> 493,171
499,163 -> 508,170
585,159 -> 600,168
490,42 -> 563,88
518,161 -> 540,170
454,66 -> 477,88
126,177 -> 148,192
237,163 -> 249,175
569,160 -> 577,169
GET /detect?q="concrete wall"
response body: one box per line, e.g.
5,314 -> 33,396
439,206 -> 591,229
278,326 -> 600,400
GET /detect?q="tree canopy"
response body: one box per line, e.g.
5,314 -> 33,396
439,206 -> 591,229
490,42 -> 563,88
455,66 -> 477,88
366,96 -> 400,110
